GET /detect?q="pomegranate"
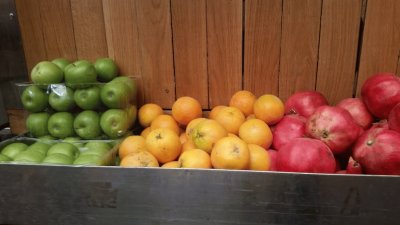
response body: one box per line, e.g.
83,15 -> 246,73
361,73 -> 400,119
388,102 -> 400,132
336,98 -> 374,129
346,156 -> 363,174
267,149 -> 278,171
336,170 -> 347,174
272,114 -> 306,150
284,91 -> 328,118
276,138 -> 336,173
306,106 -> 362,155
352,127 -> 400,175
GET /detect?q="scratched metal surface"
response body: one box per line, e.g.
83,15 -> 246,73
0,164 -> 399,225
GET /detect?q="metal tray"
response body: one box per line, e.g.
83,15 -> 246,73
0,165 -> 399,225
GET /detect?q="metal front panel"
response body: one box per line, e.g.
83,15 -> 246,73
0,165 -> 399,225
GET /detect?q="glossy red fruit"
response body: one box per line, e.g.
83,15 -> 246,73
388,103 -> 400,133
336,98 -> 374,130
272,114 -> 306,150
284,91 -> 328,118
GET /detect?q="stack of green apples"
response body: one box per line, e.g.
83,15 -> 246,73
21,58 -> 137,140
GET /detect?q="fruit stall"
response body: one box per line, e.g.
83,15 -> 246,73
0,0 -> 400,224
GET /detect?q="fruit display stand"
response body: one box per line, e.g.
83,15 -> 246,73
2,0 -> 400,225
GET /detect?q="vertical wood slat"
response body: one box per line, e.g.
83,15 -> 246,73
136,0 -> 175,108
15,0 -> 47,72
207,0 -> 243,107
244,0 -> 282,97
38,0 -> 77,60
71,0 -> 108,61
316,0 -> 362,105
279,0 -> 322,102
171,0 -> 208,108
357,0 -> 400,95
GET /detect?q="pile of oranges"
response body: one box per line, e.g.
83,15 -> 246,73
118,91 -> 285,171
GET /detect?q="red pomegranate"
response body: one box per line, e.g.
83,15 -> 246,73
388,102 -> 400,132
352,127 -> 400,175
361,73 -> 400,119
336,98 -> 374,129
306,106 -> 362,155
276,138 -> 336,173
267,149 -> 278,171
336,170 -> 347,174
272,114 -> 306,150
346,156 -> 363,174
284,91 -> 328,118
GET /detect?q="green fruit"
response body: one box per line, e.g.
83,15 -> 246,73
73,154 -> 103,166
26,142 -> 52,155
49,85 -> 76,111
73,110 -> 102,140
94,58 -> 118,82
20,85 -> 49,112
63,136 -> 84,149
51,58 -> 71,71
126,105 -> 138,125
111,76 -> 137,97
48,112 -> 75,138
0,154 -> 12,162
84,141 -> 111,152
26,112 -> 51,137
64,60 -> 97,88
14,150 -> 45,163
100,81 -> 131,108
31,61 -> 64,88
38,135 -> 56,142
47,142 -> 79,158
100,109 -> 130,139
74,86 -> 102,110
42,153 -> 73,165
1,143 -> 28,159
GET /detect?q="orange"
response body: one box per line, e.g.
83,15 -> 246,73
209,105 -> 227,120
118,135 -> 147,159
120,151 -> 159,167
140,127 -> 152,138
138,103 -> 163,127
161,161 -> 180,168
179,132 -> 188,144
213,106 -> 245,135
185,117 -> 206,137
229,90 -> 256,116
190,119 -> 227,154
253,94 -> 284,125
238,118 -> 273,149
172,96 -> 202,126
146,128 -> 182,164
178,149 -> 212,169
246,114 -> 256,120
248,144 -> 271,171
211,136 -> 250,170
150,114 -> 180,135
181,138 -> 196,152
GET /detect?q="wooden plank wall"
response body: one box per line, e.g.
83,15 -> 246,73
15,0 -> 400,109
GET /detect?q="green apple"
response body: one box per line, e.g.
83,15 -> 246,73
1,142 -> 28,159
73,154 -> 103,166
126,105 -> 138,125
84,141 -> 111,152
48,85 -> 76,111
74,86 -> 102,110
47,142 -> 79,158
48,112 -> 75,138
64,60 -> 97,88
20,85 -> 49,112
0,154 -> 12,162
31,61 -> 64,88
42,153 -> 74,165
63,136 -> 84,149
100,81 -> 131,108
38,135 -> 56,143
26,142 -> 52,155
111,76 -> 137,97
100,109 -> 130,139
94,58 -> 118,82
73,110 -> 102,139
26,112 -> 50,137
51,58 -> 71,71
14,150 -> 45,163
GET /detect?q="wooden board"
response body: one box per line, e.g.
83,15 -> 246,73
136,0 -> 175,108
207,0 -> 243,107
171,0 -> 208,108
356,0 -> 400,95
14,0 -> 47,72
244,0 -> 282,97
71,0 -> 108,61
316,0 -> 362,104
38,0 -> 77,60
279,0 -> 322,101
